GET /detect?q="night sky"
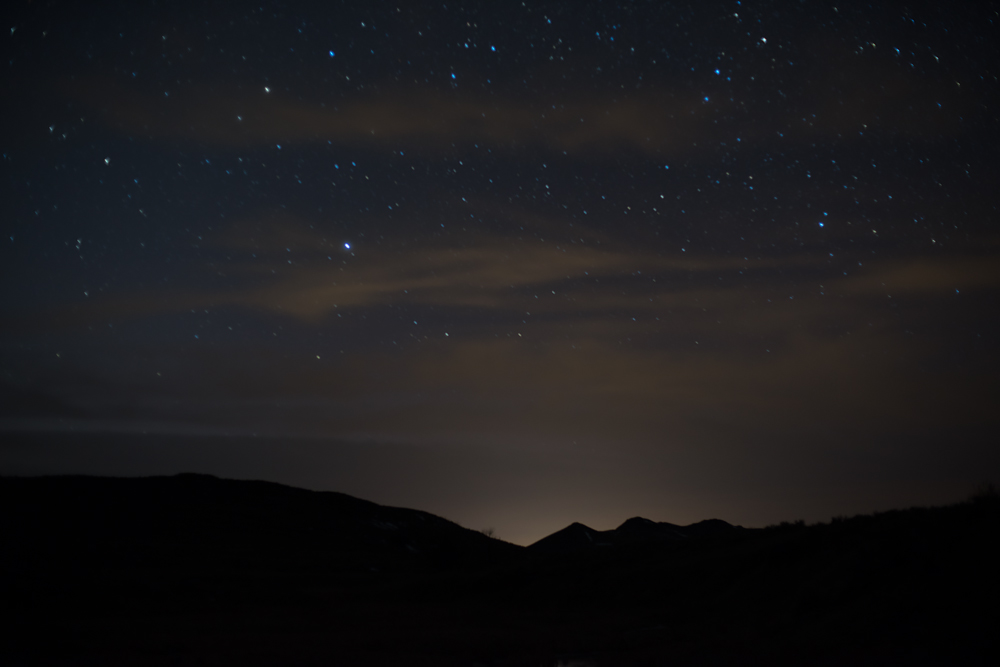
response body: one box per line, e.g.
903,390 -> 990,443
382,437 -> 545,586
2,0 -> 998,545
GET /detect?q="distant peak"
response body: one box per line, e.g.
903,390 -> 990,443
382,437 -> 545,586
686,519 -> 733,528
567,522 -> 595,531
527,521 -> 604,552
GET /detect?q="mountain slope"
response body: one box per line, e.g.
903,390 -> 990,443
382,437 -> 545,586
1,473 -> 997,666
0,472 -> 520,578
527,515 -> 742,554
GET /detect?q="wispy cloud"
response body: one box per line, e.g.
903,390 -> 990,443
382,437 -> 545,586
69,78 -> 709,152
10,215 -> 997,447
61,223 -> 816,323
839,256 -> 1000,296
68,48 -> 962,154
36,207 -> 1000,332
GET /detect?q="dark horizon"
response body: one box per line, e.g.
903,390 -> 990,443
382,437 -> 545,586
2,430 -> 993,546
3,0 -> 999,548
4,462 -> 997,666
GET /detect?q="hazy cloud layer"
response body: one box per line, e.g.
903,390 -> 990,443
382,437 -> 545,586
15,209 -> 996,453
68,46 -> 965,155
61,215 -> 1000,323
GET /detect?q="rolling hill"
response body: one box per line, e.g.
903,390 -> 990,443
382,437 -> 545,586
1,473 -> 997,666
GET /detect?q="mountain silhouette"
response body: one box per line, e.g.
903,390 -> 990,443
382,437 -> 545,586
528,516 -> 741,553
0,473 -> 519,578
1,473 -> 997,666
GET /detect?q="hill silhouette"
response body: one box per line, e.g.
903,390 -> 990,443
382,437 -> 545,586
0,472 -> 517,577
1,473 -> 997,666
527,516 -> 741,553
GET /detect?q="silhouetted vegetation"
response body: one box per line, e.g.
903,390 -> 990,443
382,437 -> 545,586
1,473 -> 997,666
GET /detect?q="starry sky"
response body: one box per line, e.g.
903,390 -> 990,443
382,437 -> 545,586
2,0 -> 998,545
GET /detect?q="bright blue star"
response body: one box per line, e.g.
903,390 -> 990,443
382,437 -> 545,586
344,242 -> 351,250
328,50 -> 335,57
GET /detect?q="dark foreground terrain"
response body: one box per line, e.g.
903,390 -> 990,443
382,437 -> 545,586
1,474 -> 997,666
